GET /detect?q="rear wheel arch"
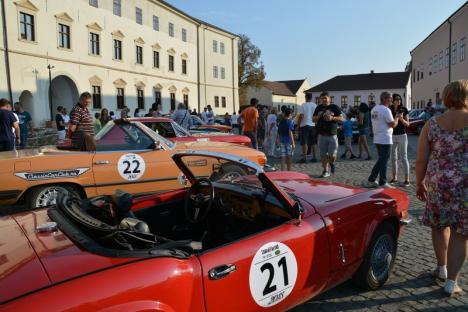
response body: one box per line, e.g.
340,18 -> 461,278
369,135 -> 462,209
21,183 -> 86,208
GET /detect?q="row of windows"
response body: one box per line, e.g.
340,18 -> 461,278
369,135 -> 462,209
90,85 -> 189,111
413,37 -> 466,83
314,95 -> 376,106
89,0 -> 188,42
214,96 -> 227,108
213,66 -> 226,79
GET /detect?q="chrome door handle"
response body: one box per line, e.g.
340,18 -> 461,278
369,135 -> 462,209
209,264 -> 236,280
94,160 -> 110,165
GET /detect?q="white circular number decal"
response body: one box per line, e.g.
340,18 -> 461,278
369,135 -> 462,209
118,154 -> 145,181
249,242 -> 298,307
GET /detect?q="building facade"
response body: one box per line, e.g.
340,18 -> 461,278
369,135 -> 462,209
410,2 -> 468,109
305,72 -> 411,111
0,0 -> 239,126
245,79 -> 311,112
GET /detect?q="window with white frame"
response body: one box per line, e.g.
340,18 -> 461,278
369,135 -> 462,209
92,86 -> 101,109
169,55 -> 174,71
153,15 -> 159,31
169,23 -> 174,37
213,66 -> 218,78
461,37 -> 466,62
213,40 -> 218,53
154,90 -> 161,105
439,51 -> 443,70
452,43 -> 457,65
220,42 -> 225,54
341,96 -> 347,105
137,89 -> 144,109
214,96 -> 220,108
19,12 -> 35,41
182,59 -> 187,74
58,23 -> 70,49
117,88 -> 125,109
113,39 -> 122,60
220,67 -> 225,79
113,0 -> 121,16
183,94 -> 189,107
136,7 -> 142,25
445,48 -> 449,68
182,28 -> 187,42
222,96 -> 226,108
170,93 -> 176,111
428,57 -> 432,74
354,96 -> 361,106
89,0 -> 98,7
136,46 -> 143,64
89,32 -> 100,55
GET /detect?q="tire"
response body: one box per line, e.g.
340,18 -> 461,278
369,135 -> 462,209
353,222 -> 397,290
210,163 -> 247,181
28,185 -> 80,209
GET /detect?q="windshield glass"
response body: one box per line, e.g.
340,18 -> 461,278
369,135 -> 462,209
141,123 -> 176,149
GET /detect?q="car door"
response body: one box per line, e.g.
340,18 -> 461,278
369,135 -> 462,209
92,122 -> 181,196
198,207 -> 330,312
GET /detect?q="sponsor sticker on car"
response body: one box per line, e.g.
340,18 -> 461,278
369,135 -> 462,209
15,168 -> 89,181
249,242 -> 298,307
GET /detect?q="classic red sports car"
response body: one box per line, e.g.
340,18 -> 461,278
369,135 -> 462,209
0,151 -> 410,311
190,115 -> 232,133
134,117 -> 250,146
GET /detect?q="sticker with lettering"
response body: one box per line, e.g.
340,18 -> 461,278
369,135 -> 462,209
15,168 -> 89,181
117,154 -> 145,181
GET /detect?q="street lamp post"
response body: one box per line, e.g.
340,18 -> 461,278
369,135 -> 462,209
47,64 -> 55,121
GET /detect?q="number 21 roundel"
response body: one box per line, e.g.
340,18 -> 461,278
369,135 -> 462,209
118,153 -> 146,181
249,242 -> 298,307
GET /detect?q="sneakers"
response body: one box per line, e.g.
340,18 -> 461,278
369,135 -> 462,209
444,279 -> 463,296
363,180 -> 379,188
330,164 -> 336,174
379,183 -> 395,188
320,171 -> 331,178
389,179 -> 398,184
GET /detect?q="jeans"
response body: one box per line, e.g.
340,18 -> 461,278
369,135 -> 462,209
0,140 -> 15,151
244,131 -> 257,149
19,132 -> 27,148
368,144 -> 391,185
391,134 -> 409,180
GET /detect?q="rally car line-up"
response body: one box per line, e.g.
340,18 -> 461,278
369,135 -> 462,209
0,121 -> 411,311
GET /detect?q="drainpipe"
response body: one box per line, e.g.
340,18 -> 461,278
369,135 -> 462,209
231,37 -> 236,114
196,24 -> 201,113
448,20 -> 452,83
1,0 -> 13,103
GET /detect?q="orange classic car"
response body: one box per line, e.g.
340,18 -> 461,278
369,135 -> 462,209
0,119 -> 267,210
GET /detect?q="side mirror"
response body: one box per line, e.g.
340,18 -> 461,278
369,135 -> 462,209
153,141 -> 162,150
178,173 -> 188,186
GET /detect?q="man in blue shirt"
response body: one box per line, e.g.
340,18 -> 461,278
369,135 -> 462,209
278,108 -> 295,171
14,102 -> 33,148
0,99 -> 20,151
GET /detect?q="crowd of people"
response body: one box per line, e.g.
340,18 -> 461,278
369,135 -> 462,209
0,99 -> 34,151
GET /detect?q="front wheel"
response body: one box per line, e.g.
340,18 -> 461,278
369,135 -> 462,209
28,185 -> 80,209
353,222 -> 397,290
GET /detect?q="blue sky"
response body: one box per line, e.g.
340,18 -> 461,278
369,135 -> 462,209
166,0 -> 466,86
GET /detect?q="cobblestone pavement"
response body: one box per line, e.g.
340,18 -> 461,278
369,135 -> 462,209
267,134 -> 467,312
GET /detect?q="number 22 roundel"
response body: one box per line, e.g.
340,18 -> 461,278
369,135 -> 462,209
249,242 -> 298,307
117,153 -> 146,181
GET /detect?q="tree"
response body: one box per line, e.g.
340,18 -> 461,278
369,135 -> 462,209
238,34 -> 266,106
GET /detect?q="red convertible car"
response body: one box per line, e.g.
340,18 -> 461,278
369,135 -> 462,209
0,151 -> 410,311
134,117 -> 250,146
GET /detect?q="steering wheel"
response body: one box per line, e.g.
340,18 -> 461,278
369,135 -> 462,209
184,178 -> 215,223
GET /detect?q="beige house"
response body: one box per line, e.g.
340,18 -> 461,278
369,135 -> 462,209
410,2 -> 468,109
305,72 -> 411,110
0,0 -> 239,126
245,79 -> 311,112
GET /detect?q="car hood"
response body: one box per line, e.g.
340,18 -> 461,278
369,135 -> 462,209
265,172 -> 366,207
0,210 -> 131,303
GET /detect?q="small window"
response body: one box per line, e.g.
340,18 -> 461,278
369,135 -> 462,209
113,39 -> 122,60
182,59 -> 187,74
220,42 -> 225,54
89,0 -> 98,7
183,94 -> 189,107
19,12 -> 35,41
213,40 -> 218,53
137,89 -> 144,109
461,37 -> 466,62
136,7 -> 142,25
445,48 -> 450,68
330,96 -> 334,104
413,69 -> 416,82
368,94 -> 375,103
213,66 -> 218,78
182,28 -> 187,42
117,88 -> 125,109
89,32 -> 100,55
136,46 -> 143,64
439,51 -> 443,70
153,15 -> 159,31
341,96 -> 347,105
58,23 -> 70,49
220,67 -> 225,79
153,51 -> 160,68
170,93 -> 176,111
428,57 -> 432,75
169,55 -> 174,71
113,0 -> 121,16
221,96 -> 226,108
354,96 -> 361,106
452,43 -> 457,65
214,96 -> 220,108
433,54 -> 438,73
154,90 -> 161,105
92,86 -> 101,109
169,23 -> 174,37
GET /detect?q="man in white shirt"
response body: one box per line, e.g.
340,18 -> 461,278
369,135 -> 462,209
366,91 -> 399,188
231,111 -> 239,134
297,93 -> 318,163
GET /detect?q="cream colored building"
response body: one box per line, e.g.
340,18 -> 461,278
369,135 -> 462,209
245,79 -> 311,112
410,2 -> 468,109
0,0 -> 239,126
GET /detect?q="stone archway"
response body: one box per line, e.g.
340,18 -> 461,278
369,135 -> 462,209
50,75 -> 79,115
19,90 -> 34,115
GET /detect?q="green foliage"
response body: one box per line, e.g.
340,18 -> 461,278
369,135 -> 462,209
238,34 -> 266,103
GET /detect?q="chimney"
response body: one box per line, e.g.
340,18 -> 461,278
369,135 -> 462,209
370,70 -> 374,74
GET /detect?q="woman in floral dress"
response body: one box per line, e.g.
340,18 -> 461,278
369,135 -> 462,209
415,80 -> 468,296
